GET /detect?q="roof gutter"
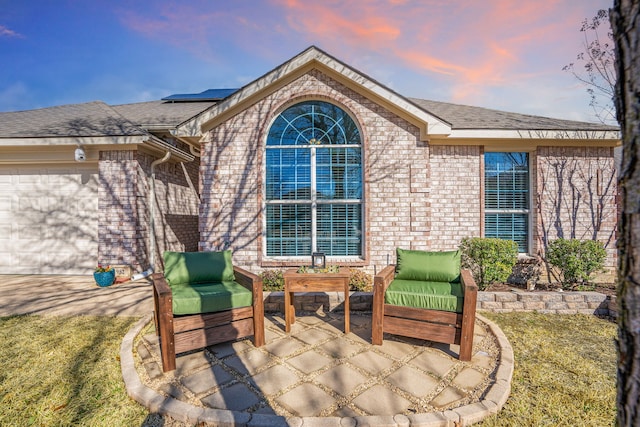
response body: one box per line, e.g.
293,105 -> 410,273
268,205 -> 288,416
144,134 -> 194,162
168,129 -> 202,157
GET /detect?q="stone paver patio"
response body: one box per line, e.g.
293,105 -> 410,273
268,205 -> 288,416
0,275 -> 513,426
124,311 -> 514,426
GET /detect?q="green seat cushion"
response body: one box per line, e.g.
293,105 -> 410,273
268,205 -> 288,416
171,281 -> 253,315
384,279 -> 464,313
163,250 -> 235,287
396,248 -> 461,283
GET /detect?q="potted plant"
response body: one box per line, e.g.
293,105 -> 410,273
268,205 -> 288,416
94,264 -> 115,287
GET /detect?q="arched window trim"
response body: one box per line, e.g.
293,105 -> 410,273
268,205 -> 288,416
263,99 -> 364,260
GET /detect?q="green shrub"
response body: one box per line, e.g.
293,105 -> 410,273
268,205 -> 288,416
545,238 -> 606,288
459,237 -> 518,290
260,269 -> 284,291
349,269 -> 372,291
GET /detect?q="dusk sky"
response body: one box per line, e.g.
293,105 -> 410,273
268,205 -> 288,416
0,0 -> 613,123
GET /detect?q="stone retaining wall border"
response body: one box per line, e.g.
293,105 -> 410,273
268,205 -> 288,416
264,291 -> 618,319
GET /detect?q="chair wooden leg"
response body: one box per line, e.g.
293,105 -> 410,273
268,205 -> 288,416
459,333 -> 473,361
252,283 -> 265,347
458,277 -> 478,361
253,311 -> 265,347
253,318 -> 265,347
156,297 -> 176,372
371,285 -> 384,345
158,314 -> 175,372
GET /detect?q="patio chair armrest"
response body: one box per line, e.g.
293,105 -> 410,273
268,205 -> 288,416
372,264 -> 395,345
152,273 -> 172,299
460,269 -> 479,295
234,265 -> 265,308
233,266 -> 265,346
233,266 -> 262,292
373,264 -> 395,311
374,264 -> 396,292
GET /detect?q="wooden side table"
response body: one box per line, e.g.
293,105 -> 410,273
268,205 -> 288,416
283,267 -> 351,333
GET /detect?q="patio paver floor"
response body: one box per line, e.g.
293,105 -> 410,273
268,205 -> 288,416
131,311 -> 512,423
0,274 -> 514,426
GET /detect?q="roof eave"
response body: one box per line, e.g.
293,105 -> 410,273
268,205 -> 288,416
174,46 -> 452,140
428,129 -> 621,149
0,135 -> 149,146
441,128 -> 621,140
0,134 -> 194,162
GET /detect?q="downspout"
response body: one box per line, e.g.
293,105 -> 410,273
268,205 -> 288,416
149,150 -> 171,272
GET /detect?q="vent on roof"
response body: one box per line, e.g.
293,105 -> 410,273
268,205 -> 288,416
161,88 -> 239,102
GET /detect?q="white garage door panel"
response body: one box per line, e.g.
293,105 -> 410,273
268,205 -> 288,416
0,165 -> 99,274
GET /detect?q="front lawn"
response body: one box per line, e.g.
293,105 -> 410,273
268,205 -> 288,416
0,315 -> 151,426
478,312 -> 617,426
0,313 -> 617,426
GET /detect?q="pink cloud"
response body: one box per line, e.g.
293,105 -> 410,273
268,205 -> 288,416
395,50 -> 467,77
115,0 -> 611,107
0,25 -> 23,38
278,0 -> 401,48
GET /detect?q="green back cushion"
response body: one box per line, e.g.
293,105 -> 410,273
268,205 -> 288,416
395,248 -> 461,282
162,250 -> 253,315
384,279 -> 464,313
171,281 -> 253,315
163,250 -> 235,287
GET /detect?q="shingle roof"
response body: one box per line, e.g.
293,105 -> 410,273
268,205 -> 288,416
0,101 -> 146,138
174,45 -> 618,138
0,99 -> 219,139
112,100 -> 216,129
0,91 -> 618,140
409,98 -> 617,131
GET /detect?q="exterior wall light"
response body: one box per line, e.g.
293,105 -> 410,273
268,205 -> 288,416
74,146 -> 86,162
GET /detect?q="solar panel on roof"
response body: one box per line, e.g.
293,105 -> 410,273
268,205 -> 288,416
162,88 -> 239,102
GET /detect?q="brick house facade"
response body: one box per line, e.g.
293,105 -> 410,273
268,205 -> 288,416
0,47 -> 619,277
97,148 -> 200,273
176,47 -> 619,278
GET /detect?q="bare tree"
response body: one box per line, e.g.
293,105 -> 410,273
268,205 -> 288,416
564,9 -> 618,125
610,1 -> 640,425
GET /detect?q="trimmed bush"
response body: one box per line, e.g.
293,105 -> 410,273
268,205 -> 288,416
460,237 -> 519,290
349,269 -> 372,292
545,238 -> 606,288
260,269 -> 284,291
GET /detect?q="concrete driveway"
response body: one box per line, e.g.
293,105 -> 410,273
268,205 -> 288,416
0,275 -> 153,317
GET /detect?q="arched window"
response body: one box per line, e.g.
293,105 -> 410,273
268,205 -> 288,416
265,100 -> 363,258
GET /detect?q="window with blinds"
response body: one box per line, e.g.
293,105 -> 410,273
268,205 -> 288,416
484,152 -> 529,252
265,101 -> 363,258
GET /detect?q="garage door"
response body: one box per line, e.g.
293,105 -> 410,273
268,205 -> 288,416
0,164 -> 99,274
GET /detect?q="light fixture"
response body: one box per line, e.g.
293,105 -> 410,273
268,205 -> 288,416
312,252 -> 326,269
74,145 -> 86,162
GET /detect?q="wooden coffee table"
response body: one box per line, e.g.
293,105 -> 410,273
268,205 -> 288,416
283,267 -> 351,333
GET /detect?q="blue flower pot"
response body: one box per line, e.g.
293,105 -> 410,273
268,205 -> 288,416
94,270 -> 115,287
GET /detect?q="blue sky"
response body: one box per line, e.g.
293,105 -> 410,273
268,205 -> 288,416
0,0 -> 613,122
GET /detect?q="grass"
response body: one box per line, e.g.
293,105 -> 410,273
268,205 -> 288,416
0,313 -> 617,426
0,315 -> 150,426
478,312 -> 617,426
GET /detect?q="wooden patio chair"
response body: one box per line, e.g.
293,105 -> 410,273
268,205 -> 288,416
152,250 -> 265,372
371,248 -> 478,361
